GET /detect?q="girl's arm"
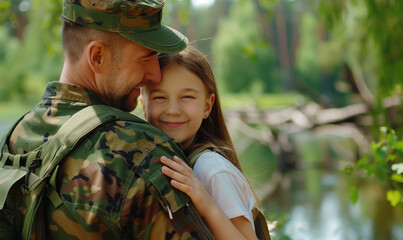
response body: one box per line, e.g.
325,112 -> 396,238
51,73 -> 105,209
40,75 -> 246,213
160,156 -> 258,240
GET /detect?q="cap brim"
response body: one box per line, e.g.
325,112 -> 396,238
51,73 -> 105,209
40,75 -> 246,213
120,24 -> 188,53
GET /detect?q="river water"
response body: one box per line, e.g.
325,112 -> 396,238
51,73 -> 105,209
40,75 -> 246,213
263,169 -> 403,240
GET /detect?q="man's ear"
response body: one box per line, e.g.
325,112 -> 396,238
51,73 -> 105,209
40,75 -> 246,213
204,93 -> 215,119
86,41 -> 108,73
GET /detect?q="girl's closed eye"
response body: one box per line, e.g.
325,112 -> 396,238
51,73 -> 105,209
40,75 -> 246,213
182,95 -> 195,100
181,91 -> 198,100
152,95 -> 167,100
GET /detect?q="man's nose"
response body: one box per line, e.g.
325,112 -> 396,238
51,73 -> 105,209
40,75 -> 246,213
143,55 -> 161,83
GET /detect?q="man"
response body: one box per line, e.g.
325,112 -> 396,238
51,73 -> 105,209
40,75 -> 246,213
6,0 -> 213,239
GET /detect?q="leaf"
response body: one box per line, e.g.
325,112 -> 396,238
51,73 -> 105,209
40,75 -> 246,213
356,155 -> 369,168
388,153 -> 397,161
390,174 -> 403,183
349,186 -> 358,204
377,145 -> 389,159
343,165 -> 355,175
391,163 -> 403,174
386,133 -> 398,146
386,190 -> 402,207
370,142 -> 381,157
395,141 -> 403,153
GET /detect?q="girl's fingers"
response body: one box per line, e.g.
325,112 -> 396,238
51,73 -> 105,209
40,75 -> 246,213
172,156 -> 193,171
161,165 -> 181,178
172,155 -> 185,164
161,158 -> 210,209
162,167 -> 196,197
160,156 -> 193,175
160,156 -> 180,171
170,179 -> 192,194
161,165 -> 191,184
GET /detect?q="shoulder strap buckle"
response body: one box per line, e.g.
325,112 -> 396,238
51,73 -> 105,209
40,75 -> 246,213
21,157 -> 41,195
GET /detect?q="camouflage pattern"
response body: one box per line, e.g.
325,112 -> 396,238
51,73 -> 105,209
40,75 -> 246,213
62,0 -> 163,33
7,81 -> 213,239
61,0 -> 188,53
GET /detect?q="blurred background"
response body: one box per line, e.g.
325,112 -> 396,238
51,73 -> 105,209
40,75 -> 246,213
0,0 -> 402,239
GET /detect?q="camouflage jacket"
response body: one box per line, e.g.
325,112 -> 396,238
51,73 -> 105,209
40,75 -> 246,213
8,81 -> 213,239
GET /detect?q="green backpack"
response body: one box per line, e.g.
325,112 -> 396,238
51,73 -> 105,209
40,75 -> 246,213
0,105 -> 152,240
188,147 -> 272,240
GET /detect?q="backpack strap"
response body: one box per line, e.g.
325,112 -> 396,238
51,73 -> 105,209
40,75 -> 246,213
16,105 -> 144,240
25,105 -> 145,192
187,146 -> 212,168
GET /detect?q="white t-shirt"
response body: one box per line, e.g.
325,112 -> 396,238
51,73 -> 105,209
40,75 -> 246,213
193,151 -> 255,229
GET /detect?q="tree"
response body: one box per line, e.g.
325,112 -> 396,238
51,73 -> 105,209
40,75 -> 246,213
313,0 -> 403,132
294,12 -> 321,96
313,0 -> 403,207
212,0 -> 281,93
0,0 -> 63,102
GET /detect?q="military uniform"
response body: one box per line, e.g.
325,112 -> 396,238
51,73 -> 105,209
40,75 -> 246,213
8,82 -> 212,239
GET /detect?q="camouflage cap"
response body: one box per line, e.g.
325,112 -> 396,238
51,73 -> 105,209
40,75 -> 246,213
62,0 -> 188,53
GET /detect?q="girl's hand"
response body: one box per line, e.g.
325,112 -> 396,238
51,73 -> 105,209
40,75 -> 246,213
160,156 -> 215,217
160,156 -> 256,240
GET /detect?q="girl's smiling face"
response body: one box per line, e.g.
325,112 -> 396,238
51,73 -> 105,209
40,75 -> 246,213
141,63 -> 215,150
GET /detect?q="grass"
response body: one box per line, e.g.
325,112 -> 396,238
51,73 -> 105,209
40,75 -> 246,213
0,101 -> 36,121
220,92 -> 306,110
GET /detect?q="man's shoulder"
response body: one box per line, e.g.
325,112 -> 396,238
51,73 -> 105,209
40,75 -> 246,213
95,117 -> 179,157
87,105 -> 173,144
66,107 -> 184,177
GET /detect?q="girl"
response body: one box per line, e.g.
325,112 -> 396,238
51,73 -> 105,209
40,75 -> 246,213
140,46 -> 264,240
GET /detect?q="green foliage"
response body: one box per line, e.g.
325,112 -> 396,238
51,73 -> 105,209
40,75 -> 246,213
314,0 -> 403,101
314,0 -> 345,29
162,0 -> 192,25
349,186 -> 358,204
0,0 -> 19,30
0,0 -> 11,22
294,2 -> 379,107
0,26 -> 20,100
386,190 -> 402,207
259,0 -> 281,13
0,101 -> 37,120
344,127 -> 403,207
212,0 -> 281,93
364,0 -> 403,99
0,0 -> 63,102
295,12 -> 321,92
